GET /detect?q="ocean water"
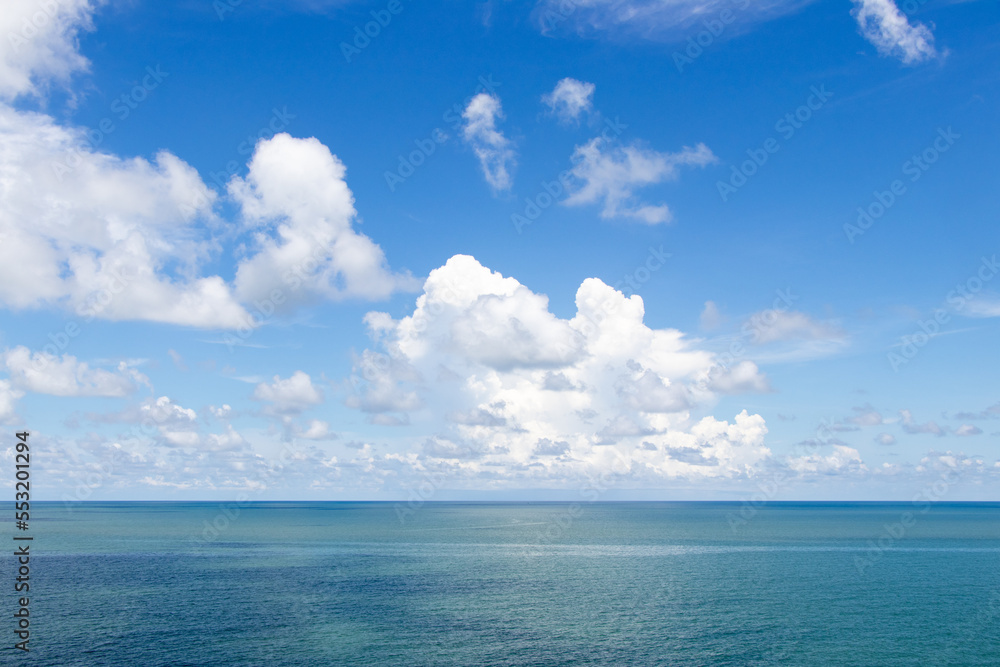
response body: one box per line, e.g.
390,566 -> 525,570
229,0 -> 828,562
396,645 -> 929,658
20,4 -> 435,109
2,502 -> 999,666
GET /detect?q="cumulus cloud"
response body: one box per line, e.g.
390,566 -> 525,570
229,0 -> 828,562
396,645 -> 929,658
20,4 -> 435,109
955,424 -> 982,437
229,134 -> 418,306
297,419 -> 336,440
900,409 -> 946,436
564,138 -> 715,224
253,371 -> 324,415
542,78 -> 595,123
351,254 -> 772,484
0,105 -> 253,327
846,404 -> 884,426
0,380 -> 24,423
461,93 -> 516,191
875,432 -> 896,445
2,346 -> 148,397
953,403 -> 1000,420
0,0 -> 100,101
0,4 -> 413,329
787,444 -> 866,475
851,0 -> 939,65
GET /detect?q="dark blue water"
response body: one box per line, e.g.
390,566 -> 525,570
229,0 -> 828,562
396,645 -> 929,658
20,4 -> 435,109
2,502 -> 998,665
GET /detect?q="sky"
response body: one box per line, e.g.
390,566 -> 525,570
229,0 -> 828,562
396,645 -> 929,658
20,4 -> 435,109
0,0 -> 998,502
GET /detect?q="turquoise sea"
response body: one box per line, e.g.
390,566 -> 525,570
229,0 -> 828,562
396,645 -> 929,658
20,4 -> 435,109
2,502 -> 999,665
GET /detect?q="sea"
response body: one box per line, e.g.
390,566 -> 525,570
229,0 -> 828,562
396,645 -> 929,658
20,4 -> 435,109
2,501 -> 998,666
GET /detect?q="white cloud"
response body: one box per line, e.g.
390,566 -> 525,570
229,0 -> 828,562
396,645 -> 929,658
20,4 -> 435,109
700,300 -> 723,331
955,424 -> 982,437
875,432 -> 896,445
0,105 -> 252,327
564,138 -> 716,224
787,444 -> 866,475
0,7 -> 413,330
352,254 -> 772,483
229,133 -> 418,306
962,294 -> 1000,318
253,371 -> 324,414
852,0 -> 939,65
140,396 -> 197,424
748,310 -> 845,345
900,409 -> 946,436
846,404 -> 884,426
461,93 -> 516,191
297,419 -> 336,440
2,346 -> 148,397
542,78 -> 595,123
0,0 -> 99,101
0,380 -> 23,423
535,0 -> 814,40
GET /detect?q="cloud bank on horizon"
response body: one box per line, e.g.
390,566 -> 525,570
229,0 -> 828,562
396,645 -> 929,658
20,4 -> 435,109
0,0 -> 996,500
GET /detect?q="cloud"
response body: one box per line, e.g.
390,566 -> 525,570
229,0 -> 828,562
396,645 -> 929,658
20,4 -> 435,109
0,0 -> 99,101
2,346 -> 148,397
899,409 -> 946,436
875,432 -> 896,445
139,396 -> 197,425
0,6 -> 413,330
962,294 -> 1000,318
851,0 -> 939,65
955,424 -> 982,437
748,310 -> 845,345
953,403 -> 1000,420
542,78 -> 595,123
564,138 -> 716,224
787,444 -> 866,475
700,301 -> 723,331
0,105 -> 252,327
0,380 -> 24,423
229,134 -> 418,306
351,254 -> 772,483
535,0 -> 815,41
461,93 -> 516,191
252,371 -> 324,415
297,419 -> 336,440
846,404 -> 884,426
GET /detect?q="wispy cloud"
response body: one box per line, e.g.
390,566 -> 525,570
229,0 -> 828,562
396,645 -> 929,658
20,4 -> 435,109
564,138 -> 716,224
851,0 -> 940,65
461,93 -> 516,191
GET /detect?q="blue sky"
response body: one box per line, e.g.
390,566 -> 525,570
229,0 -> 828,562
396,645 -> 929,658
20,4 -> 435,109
0,0 -> 998,501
